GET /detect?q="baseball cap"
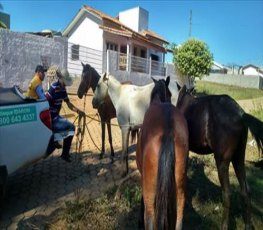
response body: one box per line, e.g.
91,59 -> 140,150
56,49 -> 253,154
35,65 -> 45,74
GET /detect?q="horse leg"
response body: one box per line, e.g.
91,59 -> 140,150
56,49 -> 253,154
143,149 -> 158,230
175,155 -> 187,230
121,128 -> 129,177
100,121 -> 106,159
143,189 -> 155,230
175,181 -> 185,230
232,152 -> 252,229
107,120 -> 115,163
215,157 -> 231,230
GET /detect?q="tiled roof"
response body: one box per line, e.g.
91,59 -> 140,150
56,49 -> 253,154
84,5 -> 120,24
83,5 -> 168,50
141,30 -> 168,44
99,25 -> 133,37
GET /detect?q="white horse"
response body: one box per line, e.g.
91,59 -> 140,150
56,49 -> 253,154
92,73 -> 180,176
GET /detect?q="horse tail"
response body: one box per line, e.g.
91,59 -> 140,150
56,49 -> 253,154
242,113 -> 263,157
155,133 -> 176,230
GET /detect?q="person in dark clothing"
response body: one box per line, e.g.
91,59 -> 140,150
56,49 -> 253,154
46,66 -> 85,162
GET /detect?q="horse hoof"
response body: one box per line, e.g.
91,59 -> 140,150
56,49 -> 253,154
245,223 -> 254,230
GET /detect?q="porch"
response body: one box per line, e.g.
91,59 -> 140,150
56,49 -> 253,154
67,43 -> 168,83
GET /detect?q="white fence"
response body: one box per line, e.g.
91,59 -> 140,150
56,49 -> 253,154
116,52 -> 166,76
67,42 -> 103,77
204,74 -> 263,89
106,50 -> 174,85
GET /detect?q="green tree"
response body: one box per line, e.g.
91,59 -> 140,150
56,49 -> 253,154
173,38 -> 213,85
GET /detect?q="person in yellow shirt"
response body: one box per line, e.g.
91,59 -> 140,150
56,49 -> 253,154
24,65 -> 46,99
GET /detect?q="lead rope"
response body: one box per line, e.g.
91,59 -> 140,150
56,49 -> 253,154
75,70 -> 95,153
75,94 -> 87,153
85,119 -> 101,152
76,70 -> 92,153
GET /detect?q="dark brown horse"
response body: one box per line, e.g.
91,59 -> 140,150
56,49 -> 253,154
176,85 -> 263,230
136,77 -> 189,230
77,62 -> 131,161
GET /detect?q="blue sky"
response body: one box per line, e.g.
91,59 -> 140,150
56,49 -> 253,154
1,0 -> 263,67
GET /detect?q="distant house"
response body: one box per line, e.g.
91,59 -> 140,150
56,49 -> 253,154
242,64 -> 263,77
0,11 -> 10,29
62,5 -> 169,76
210,61 -> 227,74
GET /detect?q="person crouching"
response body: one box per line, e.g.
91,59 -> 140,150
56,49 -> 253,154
46,65 -> 85,162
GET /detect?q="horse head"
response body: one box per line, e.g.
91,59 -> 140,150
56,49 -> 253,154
176,85 -> 195,113
77,62 -> 91,99
151,76 -> 172,103
77,62 -> 101,99
92,72 -> 109,109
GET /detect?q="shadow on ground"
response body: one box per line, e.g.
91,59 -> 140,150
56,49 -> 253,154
2,148 -> 262,229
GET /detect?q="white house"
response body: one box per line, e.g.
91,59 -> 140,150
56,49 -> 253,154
242,64 -> 263,77
210,61 -> 227,74
62,5 -> 169,76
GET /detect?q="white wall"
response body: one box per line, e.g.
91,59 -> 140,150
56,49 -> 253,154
68,16 -> 103,51
119,7 -> 148,32
203,74 -> 262,89
0,30 -> 67,90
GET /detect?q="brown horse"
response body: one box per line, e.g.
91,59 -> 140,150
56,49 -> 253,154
136,77 -> 189,230
77,62 -> 131,161
176,85 -> 263,230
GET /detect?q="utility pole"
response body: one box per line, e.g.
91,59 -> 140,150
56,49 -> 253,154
189,10 -> 192,38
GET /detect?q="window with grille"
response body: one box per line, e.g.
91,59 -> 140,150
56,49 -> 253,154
106,42 -> 117,51
71,44 -> 79,60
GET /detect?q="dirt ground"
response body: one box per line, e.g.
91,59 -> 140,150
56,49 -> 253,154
66,92 -> 125,157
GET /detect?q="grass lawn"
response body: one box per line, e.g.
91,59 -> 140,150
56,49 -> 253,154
195,80 -> 263,100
